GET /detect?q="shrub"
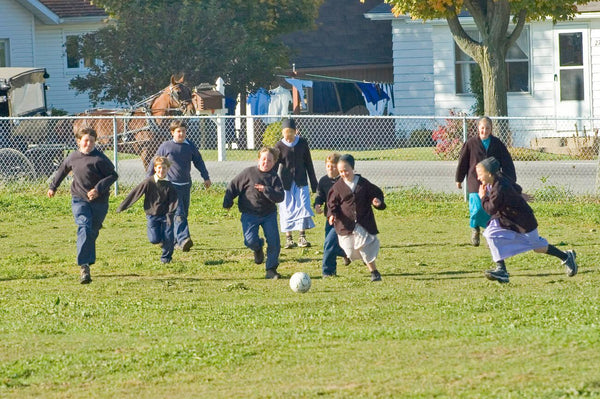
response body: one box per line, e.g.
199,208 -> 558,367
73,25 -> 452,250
262,121 -> 281,147
432,110 -> 476,160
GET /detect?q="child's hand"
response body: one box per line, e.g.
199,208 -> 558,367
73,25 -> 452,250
87,188 -> 99,201
315,204 -> 322,214
372,198 -> 382,207
254,183 -> 265,192
204,180 -> 212,189
478,184 -> 487,199
328,215 -> 335,225
47,189 -> 55,198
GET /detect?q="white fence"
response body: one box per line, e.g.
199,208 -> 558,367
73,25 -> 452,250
1,115 -> 599,199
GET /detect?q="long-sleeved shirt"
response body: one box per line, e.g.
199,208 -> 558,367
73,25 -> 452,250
481,173 -> 538,234
49,148 -> 118,203
327,175 -> 386,236
116,176 -> 178,216
455,135 -> 516,193
147,139 -> 209,184
223,166 -> 284,217
275,136 -> 318,192
313,174 -> 340,217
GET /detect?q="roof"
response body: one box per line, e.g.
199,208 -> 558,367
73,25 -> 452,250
281,0 -> 392,69
40,0 -> 106,18
0,67 -> 47,81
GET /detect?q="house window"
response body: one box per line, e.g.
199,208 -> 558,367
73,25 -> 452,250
455,27 -> 530,94
0,39 -> 9,67
65,35 -> 95,69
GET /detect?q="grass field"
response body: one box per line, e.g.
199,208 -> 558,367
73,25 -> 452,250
1,188 -> 600,398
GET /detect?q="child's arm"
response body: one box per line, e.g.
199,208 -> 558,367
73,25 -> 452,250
191,146 -> 211,187
94,157 -> 119,196
257,175 -> 284,204
48,155 -> 72,197
116,180 -> 148,213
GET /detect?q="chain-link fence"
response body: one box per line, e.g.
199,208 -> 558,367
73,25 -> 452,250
1,114 -> 599,200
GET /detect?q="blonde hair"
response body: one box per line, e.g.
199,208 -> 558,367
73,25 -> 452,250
154,156 -> 171,168
259,147 -> 279,163
326,152 -> 341,164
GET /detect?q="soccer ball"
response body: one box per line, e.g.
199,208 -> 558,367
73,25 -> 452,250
289,272 -> 311,293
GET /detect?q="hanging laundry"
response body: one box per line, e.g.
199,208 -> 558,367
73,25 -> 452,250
356,82 -> 390,105
247,88 -> 270,116
335,83 -> 366,114
312,82 -> 340,114
284,78 -> 313,110
266,86 -> 293,124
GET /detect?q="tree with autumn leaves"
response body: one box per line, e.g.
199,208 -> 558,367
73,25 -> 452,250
374,0 -> 589,116
70,0 -> 323,106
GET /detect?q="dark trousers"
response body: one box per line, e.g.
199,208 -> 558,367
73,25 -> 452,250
241,212 -> 280,270
172,183 -> 191,245
147,214 -> 174,262
71,197 -> 109,266
322,222 -> 346,275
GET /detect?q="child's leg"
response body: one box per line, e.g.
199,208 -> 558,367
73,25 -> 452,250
536,244 -> 577,276
241,213 -> 263,252
146,215 -> 163,244
72,198 -> 108,266
261,212 -> 281,271
322,224 -> 339,276
172,184 -> 191,245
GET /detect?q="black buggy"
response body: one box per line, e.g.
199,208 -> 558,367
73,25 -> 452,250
0,67 -> 69,182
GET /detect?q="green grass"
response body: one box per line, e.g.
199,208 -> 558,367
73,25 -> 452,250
1,189 -> 600,398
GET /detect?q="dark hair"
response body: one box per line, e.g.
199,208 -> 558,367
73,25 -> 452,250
281,118 -> 296,130
478,157 -> 500,174
169,119 -> 188,132
75,127 -> 97,140
339,153 -> 355,169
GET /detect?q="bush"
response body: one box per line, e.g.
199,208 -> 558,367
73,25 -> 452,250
262,121 -> 281,147
432,110 -> 476,160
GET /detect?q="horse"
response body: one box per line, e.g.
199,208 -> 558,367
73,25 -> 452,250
73,74 -> 195,169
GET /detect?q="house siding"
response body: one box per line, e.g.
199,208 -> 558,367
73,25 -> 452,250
391,21 -> 434,115
0,0 -> 36,66
34,23 -> 116,113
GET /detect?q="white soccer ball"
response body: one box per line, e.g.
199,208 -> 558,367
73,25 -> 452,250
289,272 -> 311,293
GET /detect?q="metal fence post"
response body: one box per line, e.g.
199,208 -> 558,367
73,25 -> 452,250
112,116 -> 119,196
462,116 -> 468,201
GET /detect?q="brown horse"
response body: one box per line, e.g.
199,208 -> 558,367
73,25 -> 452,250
73,74 -> 195,169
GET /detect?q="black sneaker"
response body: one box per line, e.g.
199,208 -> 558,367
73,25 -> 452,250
370,270 -> 382,282
80,264 -> 92,284
485,269 -> 510,283
254,246 -> 265,264
181,238 -> 193,252
563,250 -> 578,277
471,228 -> 480,246
485,264 -> 510,277
343,256 -> 352,266
265,269 -> 281,279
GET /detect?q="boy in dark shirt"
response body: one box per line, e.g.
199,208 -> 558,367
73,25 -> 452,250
314,152 -> 350,277
48,127 -> 118,284
223,147 -> 285,279
117,156 -> 178,263
148,120 -> 211,252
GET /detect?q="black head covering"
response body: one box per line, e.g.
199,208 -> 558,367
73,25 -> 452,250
479,157 -> 500,174
339,154 -> 355,169
281,118 -> 296,130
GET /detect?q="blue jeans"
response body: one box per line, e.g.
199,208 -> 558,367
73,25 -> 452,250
147,214 -> 174,262
71,197 -> 109,266
172,183 -> 191,245
322,222 -> 346,275
241,212 -> 280,271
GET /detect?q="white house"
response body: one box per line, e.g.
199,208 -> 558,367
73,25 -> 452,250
366,2 -> 600,124
0,0 -> 115,114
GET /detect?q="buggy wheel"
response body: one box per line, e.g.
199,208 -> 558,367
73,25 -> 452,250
0,148 -> 36,182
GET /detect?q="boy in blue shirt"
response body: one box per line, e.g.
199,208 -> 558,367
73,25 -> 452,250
148,120 -> 211,252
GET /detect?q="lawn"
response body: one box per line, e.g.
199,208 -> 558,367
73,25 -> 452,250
1,189 -> 599,398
